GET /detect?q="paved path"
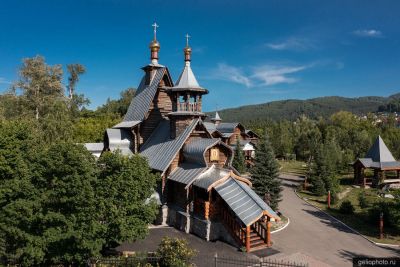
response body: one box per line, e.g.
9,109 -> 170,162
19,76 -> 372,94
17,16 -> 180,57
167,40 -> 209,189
272,183 -> 399,266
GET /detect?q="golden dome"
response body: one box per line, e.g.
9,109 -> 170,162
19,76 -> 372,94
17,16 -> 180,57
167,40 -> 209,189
149,39 -> 160,50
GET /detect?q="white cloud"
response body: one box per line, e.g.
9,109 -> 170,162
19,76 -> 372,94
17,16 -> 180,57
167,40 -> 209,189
266,37 -> 314,51
353,29 -> 383,38
251,65 -> 307,86
0,77 -> 11,85
213,63 -> 309,87
214,63 -> 252,87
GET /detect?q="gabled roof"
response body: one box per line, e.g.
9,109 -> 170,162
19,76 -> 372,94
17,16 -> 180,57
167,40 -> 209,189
168,163 -> 206,186
123,67 -> 166,122
215,177 -> 279,226
140,118 -> 200,173
217,122 -> 241,133
193,165 -> 230,190
366,136 -> 396,162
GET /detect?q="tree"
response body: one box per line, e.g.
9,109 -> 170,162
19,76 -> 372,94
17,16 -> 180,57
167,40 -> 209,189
156,237 -> 196,267
14,56 -> 64,120
67,64 -> 85,99
232,138 -> 245,173
250,134 -> 282,210
96,88 -> 136,116
31,143 -> 101,265
96,151 -> 158,249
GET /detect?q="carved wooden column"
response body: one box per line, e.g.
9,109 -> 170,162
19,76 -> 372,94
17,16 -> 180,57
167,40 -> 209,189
246,226 -> 250,252
267,217 -> 271,247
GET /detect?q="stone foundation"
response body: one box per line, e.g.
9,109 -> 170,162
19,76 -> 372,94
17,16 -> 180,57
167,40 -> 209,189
160,205 -> 238,248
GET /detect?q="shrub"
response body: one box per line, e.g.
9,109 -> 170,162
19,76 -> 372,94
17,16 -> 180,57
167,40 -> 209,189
358,191 -> 369,209
367,201 -> 400,230
339,200 -> 355,214
156,237 -> 196,267
310,175 -> 326,196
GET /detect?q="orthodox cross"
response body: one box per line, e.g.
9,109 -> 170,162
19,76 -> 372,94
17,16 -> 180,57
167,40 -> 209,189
185,33 -> 191,47
152,22 -> 159,40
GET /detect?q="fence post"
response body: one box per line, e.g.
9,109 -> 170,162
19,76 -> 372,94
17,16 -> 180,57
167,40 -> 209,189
214,253 -> 218,267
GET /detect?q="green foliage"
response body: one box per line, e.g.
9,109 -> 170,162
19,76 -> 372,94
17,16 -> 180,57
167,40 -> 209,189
72,114 -> 120,143
232,139 -> 245,174
156,237 -> 196,267
367,200 -> 400,231
97,151 -> 158,249
309,175 -> 326,196
97,88 -> 136,117
358,191 -> 369,209
14,55 -> 64,120
250,134 -> 282,210
210,95 -> 396,123
339,200 -> 355,214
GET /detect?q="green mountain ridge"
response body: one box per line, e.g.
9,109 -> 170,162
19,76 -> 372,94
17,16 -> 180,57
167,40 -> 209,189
207,94 -> 400,123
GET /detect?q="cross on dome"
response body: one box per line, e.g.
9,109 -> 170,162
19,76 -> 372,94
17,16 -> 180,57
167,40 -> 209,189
152,22 -> 159,40
185,33 -> 191,47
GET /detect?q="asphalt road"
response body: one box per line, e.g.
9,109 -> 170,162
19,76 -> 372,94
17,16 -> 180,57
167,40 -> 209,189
272,183 -> 400,266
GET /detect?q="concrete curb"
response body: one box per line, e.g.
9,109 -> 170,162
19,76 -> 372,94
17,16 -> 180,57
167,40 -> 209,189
294,189 -> 400,249
271,217 -> 290,234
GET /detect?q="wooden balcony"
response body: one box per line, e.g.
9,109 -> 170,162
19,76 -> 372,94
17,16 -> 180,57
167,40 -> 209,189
177,102 -> 201,112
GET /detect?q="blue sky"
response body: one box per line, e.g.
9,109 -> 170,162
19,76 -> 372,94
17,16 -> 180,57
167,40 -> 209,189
0,0 -> 399,111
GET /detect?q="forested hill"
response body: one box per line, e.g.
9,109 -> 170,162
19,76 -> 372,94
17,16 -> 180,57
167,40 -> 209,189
208,94 -> 400,123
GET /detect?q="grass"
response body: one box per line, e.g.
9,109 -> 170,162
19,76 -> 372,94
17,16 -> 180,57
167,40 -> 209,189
298,185 -> 400,245
279,160 -> 308,176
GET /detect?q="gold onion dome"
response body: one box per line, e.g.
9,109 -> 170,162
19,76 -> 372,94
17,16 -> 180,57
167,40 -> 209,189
149,39 -> 160,50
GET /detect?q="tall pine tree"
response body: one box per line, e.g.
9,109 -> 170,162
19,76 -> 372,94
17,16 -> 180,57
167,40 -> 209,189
232,138 -> 246,174
250,134 -> 282,210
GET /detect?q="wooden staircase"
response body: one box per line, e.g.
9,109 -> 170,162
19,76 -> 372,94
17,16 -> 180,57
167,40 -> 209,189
221,208 -> 270,252
249,230 -> 268,250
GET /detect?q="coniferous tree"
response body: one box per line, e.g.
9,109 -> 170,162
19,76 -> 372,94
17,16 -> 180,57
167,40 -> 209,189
250,134 -> 282,210
232,138 -> 246,173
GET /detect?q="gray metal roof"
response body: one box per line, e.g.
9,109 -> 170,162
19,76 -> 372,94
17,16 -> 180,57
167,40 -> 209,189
123,67 -> 165,122
215,177 -> 279,226
106,128 -> 133,156
140,118 -> 200,173
217,122 -> 240,133
112,120 -> 141,129
193,165 -> 230,190
183,138 -> 221,165
366,136 -> 396,162
83,143 -> 104,151
174,61 -> 206,92
168,163 -> 206,186
203,122 -> 217,134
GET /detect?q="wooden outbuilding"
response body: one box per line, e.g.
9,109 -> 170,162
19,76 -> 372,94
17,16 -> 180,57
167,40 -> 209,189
353,136 -> 400,187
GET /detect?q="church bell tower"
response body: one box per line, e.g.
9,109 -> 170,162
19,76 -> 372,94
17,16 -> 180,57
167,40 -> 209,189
168,34 -> 209,139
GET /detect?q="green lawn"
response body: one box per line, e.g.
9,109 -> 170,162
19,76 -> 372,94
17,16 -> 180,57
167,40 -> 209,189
298,186 -> 400,245
279,160 -> 308,176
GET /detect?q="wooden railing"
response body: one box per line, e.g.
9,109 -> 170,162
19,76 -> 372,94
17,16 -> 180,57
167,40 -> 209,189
221,208 -> 247,248
252,220 -> 268,245
177,102 -> 201,112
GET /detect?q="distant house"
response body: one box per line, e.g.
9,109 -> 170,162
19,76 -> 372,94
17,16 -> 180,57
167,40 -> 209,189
84,31 -> 278,252
204,113 -> 259,167
353,136 -> 400,187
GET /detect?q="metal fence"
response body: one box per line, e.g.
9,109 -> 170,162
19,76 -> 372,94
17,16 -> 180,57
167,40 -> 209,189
213,256 -> 308,267
88,256 -> 161,266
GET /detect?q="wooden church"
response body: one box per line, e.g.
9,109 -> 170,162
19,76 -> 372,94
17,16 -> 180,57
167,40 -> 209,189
88,25 -> 279,252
